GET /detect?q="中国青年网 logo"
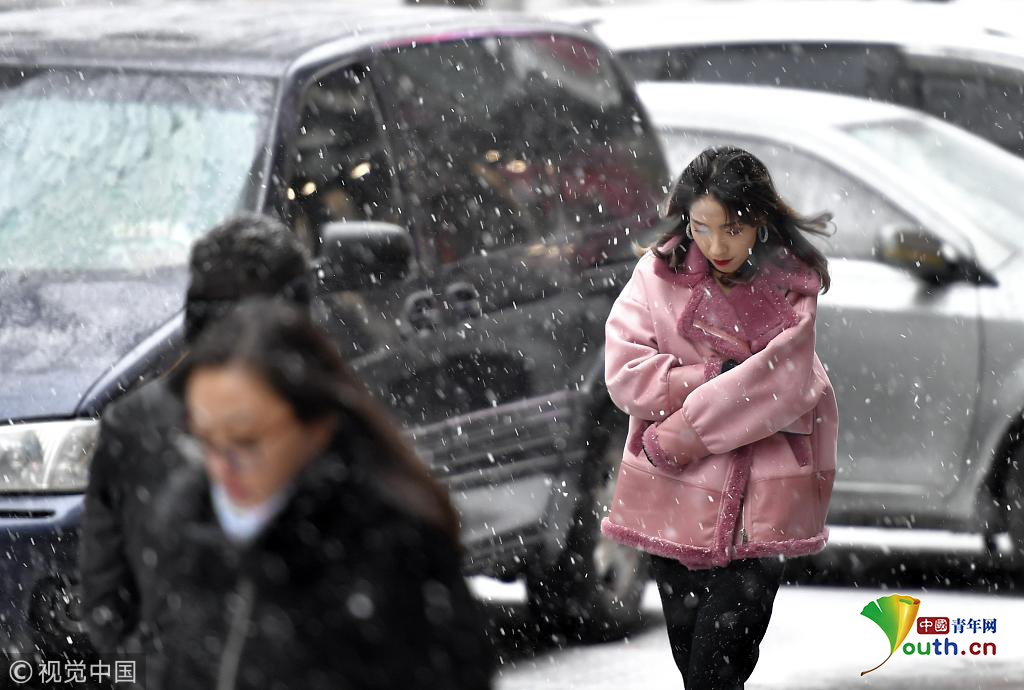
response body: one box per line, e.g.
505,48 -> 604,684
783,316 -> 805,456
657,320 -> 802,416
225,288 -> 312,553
860,594 -> 998,675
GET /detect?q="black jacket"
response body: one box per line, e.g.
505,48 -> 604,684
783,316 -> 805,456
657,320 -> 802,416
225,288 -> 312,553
79,379 -> 187,652
148,433 -> 494,690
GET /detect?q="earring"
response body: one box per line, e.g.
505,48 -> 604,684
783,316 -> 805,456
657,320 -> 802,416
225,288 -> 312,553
758,226 -> 769,243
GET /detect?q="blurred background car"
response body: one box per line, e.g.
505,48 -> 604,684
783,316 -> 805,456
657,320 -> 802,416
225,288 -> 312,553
0,0 -> 668,657
559,0 -> 1024,160
636,80 -> 1024,566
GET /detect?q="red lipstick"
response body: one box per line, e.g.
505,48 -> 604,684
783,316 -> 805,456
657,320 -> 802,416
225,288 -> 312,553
712,259 -> 732,268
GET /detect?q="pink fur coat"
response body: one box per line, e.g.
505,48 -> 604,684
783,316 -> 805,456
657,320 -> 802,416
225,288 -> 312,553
602,235 -> 839,569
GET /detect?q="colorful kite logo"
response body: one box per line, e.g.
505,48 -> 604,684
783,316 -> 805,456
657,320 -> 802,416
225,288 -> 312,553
860,594 -> 922,675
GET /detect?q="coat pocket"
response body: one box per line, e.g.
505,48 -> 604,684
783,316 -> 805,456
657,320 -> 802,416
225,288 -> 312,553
607,460 -> 720,547
747,475 -> 822,542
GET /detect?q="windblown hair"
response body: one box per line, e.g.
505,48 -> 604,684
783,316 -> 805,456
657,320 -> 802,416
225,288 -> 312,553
174,299 -> 461,544
645,146 -> 832,292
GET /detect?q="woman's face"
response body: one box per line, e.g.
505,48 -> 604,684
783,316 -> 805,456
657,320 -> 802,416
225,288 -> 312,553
185,365 -> 336,507
688,195 -> 759,276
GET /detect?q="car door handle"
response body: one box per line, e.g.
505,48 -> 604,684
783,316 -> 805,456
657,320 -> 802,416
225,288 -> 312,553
445,282 -> 482,321
402,289 -> 441,334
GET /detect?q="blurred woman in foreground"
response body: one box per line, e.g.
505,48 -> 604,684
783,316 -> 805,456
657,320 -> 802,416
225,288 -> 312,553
152,299 -> 493,690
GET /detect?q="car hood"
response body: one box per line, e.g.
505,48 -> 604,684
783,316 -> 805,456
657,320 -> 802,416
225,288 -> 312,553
0,269 -> 186,421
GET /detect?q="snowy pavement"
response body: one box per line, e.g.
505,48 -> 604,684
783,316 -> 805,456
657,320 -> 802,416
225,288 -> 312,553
472,537 -> 1024,689
486,585 -> 1024,690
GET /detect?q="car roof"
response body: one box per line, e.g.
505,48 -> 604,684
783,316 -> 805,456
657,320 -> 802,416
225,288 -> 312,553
637,81 -> 920,137
0,1 -> 574,76
557,0 -> 1024,59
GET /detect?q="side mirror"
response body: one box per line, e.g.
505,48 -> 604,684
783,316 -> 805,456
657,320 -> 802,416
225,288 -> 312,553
875,225 -> 966,284
316,221 -> 413,292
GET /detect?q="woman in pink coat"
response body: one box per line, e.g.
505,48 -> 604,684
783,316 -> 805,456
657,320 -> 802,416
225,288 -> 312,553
603,146 -> 839,689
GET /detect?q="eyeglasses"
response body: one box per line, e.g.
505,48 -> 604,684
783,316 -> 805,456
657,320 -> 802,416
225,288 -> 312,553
180,405 -> 303,470
177,433 -> 263,474
179,414 -> 297,474
199,436 -> 265,473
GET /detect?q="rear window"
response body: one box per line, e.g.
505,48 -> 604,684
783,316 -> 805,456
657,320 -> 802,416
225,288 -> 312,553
383,34 -> 667,263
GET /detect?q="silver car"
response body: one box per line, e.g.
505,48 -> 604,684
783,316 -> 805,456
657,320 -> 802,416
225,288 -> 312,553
636,81 -> 1024,563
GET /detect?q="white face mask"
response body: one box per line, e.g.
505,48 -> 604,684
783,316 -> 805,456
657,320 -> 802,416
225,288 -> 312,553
210,483 -> 291,545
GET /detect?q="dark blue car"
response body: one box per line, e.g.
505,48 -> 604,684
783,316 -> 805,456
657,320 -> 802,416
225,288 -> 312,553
0,1 -> 669,655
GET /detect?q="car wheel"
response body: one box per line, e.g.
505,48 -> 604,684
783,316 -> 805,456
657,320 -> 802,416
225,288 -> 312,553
27,574 -> 90,656
526,422 -> 648,643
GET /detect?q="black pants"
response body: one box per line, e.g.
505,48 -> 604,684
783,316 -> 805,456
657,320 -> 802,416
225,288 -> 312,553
650,555 -> 787,690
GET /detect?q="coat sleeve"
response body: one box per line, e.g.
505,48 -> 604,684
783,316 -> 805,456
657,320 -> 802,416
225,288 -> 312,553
642,290 -> 827,467
604,264 -> 706,421
78,403 -> 140,652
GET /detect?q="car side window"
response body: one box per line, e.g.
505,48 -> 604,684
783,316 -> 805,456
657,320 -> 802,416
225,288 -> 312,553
660,129 -> 721,179
382,35 -> 663,265
285,65 -> 401,250
659,130 -> 917,260
757,144 -> 917,260
503,36 -> 664,235
619,49 -> 671,81
382,38 -> 552,265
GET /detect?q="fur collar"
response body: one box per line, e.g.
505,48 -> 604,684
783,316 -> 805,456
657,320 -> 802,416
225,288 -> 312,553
649,237 -> 821,362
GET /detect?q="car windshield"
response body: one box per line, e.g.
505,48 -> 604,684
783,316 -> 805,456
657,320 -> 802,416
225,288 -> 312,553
846,118 -> 1024,253
0,68 -> 275,419
0,68 -> 274,272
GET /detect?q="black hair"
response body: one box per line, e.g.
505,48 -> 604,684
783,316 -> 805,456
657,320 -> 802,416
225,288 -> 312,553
174,299 -> 461,543
184,213 -> 312,343
646,146 -> 832,292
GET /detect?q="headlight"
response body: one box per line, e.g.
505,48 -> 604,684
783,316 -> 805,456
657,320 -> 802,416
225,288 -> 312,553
0,420 -> 99,492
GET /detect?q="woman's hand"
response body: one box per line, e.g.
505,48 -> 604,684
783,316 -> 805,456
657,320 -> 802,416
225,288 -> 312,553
678,291 -> 827,455
641,416 -> 711,470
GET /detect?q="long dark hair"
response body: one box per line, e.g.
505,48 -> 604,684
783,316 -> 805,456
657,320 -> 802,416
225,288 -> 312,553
646,146 -> 832,292
174,299 -> 461,543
